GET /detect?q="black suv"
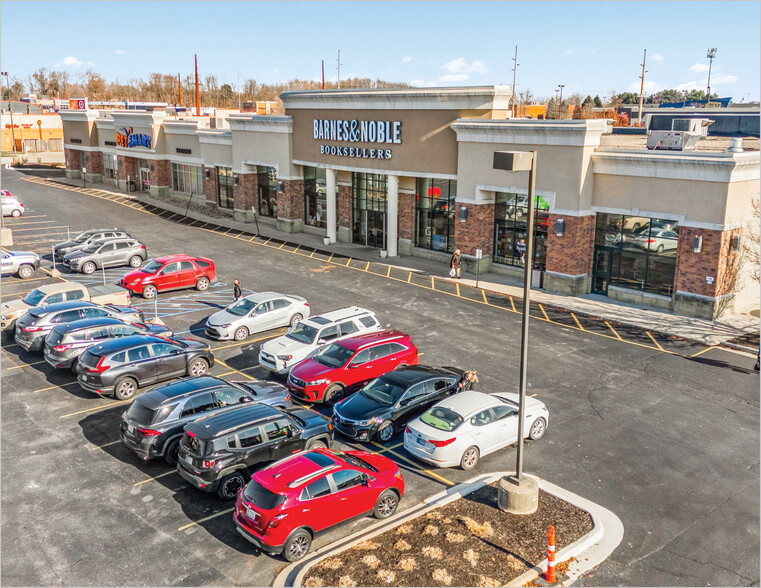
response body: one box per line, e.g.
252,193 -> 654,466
177,403 -> 334,499
75,335 -> 214,400
120,375 -> 292,465
43,317 -> 172,371
332,365 -> 465,443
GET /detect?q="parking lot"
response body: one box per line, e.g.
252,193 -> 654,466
1,167 -> 759,587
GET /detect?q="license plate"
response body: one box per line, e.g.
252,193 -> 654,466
416,436 -> 427,446
80,375 -> 88,381
126,423 -> 134,433
245,506 -> 259,522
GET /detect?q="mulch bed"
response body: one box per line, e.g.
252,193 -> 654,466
301,482 -> 594,587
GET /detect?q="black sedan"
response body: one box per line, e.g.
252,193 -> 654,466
75,335 -> 215,400
331,365 -> 465,443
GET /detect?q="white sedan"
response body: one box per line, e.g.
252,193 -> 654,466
204,292 -> 310,341
404,391 -> 549,470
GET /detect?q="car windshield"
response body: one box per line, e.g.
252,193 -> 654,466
82,245 -> 99,253
73,231 -> 92,242
336,451 -> 379,472
360,377 -> 406,406
23,289 -> 46,306
286,322 -> 318,345
313,343 -> 354,368
140,259 -> 162,274
226,298 -> 256,317
421,407 -> 463,432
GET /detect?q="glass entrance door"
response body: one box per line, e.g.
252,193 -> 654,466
592,247 -> 613,294
139,168 -> 150,191
352,173 -> 388,248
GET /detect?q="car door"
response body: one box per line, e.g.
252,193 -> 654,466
125,344 -> 157,385
109,323 -> 138,339
248,301 -> 275,332
328,469 -> 374,518
176,261 -> 198,288
64,289 -> 86,302
1,253 -> 13,275
371,343 -> 403,376
235,425 -> 267,470
178,392 -> 219,422
213,387 -> 252,409
96,242 -> 118,267
150,342 -> 186,380
269,299 -> 292,327
262,417 -> 302,462
468,408 -> 501,454
393,382 -> 428,425
51,309 -> 86,328
345,347 -> 374,389
154,262 -> 180,291
299,475 -> 344,530
337,320 -> 359,340
491,404 -> 519,449
111,241 -> 132,267
317,324 -> 340,346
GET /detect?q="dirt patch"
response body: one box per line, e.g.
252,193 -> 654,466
302,484 -> 594,587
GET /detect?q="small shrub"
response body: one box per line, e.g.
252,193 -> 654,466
394,539 -> 411,551
320,558 -> 343,570
459,516 -> 494,538
445,532 -> 465,543
337,576 -> 356,587
463,548 -> 479,567
377,569 -> 396,583
478,575 -> 501,587
397,557 -> 416,571
422,546 -> 443,559
423,524 -> 439,536
303,578 -> 324,587
397,523 -> 412,534
361,555 -> 380,569
432,568 -> 453,585
354,540 -> 380,551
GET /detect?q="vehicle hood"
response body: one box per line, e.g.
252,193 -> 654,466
174,337 -> 208,349
122,268 -> 153,283
491,392 -> 546,414
285,407 -> 330,427
54,240 -> 78,250
63,249 -> 91,261
335,391 -> 386,421
261,335 -> 309,356
9,251 -> 39,259
206,308 -> 244,327
235,380 -> 287,399
290,358 -> 335,381
2,300 -> 30,314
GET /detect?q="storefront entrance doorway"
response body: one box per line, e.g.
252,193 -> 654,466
592,247 -> 614,294
352,173 -> 387,249
139,168 -> 150,191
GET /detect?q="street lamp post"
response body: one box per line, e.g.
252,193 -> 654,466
2,71 -> 16,153
706,48 -> 717,103
557,84 -> 565,119
493,149 -> 539,515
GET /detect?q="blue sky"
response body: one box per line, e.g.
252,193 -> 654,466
2,1 -> 759,101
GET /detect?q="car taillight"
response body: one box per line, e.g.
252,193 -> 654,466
141,245 -> 146,249
137,428 -> 161,437
52,344 -> 74,351
429,438 -> 456,448
285,393 -> 291,401
89,356 -> 111,373
203,459 -> 215,468
267,514 -> 287,528
304,303 -> 309,307
23,326 -> 44,332
648,239 -> 655,243
187,430 -> 196,437
405,425 -> 411,434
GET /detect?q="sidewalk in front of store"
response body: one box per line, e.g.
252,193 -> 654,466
42,174 -> 761,352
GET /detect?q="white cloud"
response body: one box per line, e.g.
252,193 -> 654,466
627,80 -> 664,94
690,62 -> 710,73
710,73 -> 739,84
650,53 -> 664,61
114,49 -> 126,55
675,74 -> 738,93
56,56 -> 83,68
438,73 -> 469,84
402,56 -> 412,63
441,57 -> 487,74
565,49 -> 573,55
675,81 -> 700,92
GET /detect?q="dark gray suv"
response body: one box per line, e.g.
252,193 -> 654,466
120,375 -> 292,465
63,238 -> 148,274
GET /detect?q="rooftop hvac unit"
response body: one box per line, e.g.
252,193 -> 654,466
647,118 -> 713,151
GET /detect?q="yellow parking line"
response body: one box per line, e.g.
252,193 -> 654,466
88,440 -> 122,451
509,296 -> 516,313
2,276 -> 51,284
263,238 -> 271,246
430,276 -> 435,290
407,272 -> 412,283
4,220 -> 57,225
59,400 -> 126,418
482,289 -> 488,304
605,321 -> 623,341
217,370 -> 236,377
571,312 -> 584,330
278,242 -> 285,249
345,257 -> 352,267
7,214 -> 48,219
539,304 -> 550,321
386,266 -> 391,278
213,358 -> 255,380
178,507 -> 235,531
5,360 -> 47,371
309,250 -> 316,258
11,226 -> 69,232
34,382 -> 79,393
248,235 -> 256,242
133,470 -> 176,486
211,331 -> 284,352
689,346 -> 715,358
364,261 -> 370,272
645,331 -> 665,351
370,442 -> 454,486
293,245 -> 300,254
328,253 -> 334,263
456,282 -> 460,297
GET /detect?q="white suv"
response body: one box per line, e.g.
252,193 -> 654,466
258,307 -> 382,374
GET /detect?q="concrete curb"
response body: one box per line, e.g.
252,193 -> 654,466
272,472 -> 623,588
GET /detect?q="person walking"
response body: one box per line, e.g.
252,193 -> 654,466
233,278 -> 242,302
450,248 -> 462,279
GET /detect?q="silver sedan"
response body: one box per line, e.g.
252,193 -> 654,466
204,292 -> 310,341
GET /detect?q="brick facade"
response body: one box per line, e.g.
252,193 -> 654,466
674,226 -> 741,298
203,167 -> 218,205
338,184 -> 352,229
278,180 -> 305,222
398,192 -> 415,241
149,160 -> 171,190
118,156 -> 137,181
454,202 -> 494,257
546,214 -> 596,276
82,151 -> 103,175
65,148 -> 81,171
234,173 -> 257,211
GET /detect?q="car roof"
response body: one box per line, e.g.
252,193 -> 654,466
186,403 -> 282,439
255,449 -> 342,492
380,365 -> 461,386
86,334 -> 169,355
335,329 -> 409,352
154,254 -> 212,264
302,306 -> 373,326
240,292 -> 289,304
35,282 -> 85,294
52,316 -> 126,333
432,391 -> 500,417
35,300 -> 97,314
134,376 -> 233,408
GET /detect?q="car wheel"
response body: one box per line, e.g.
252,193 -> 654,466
324,384 -> 344,406
289,313 -> 303,327
142,285 -> 157,299
70,358 -> 79,374
233,326 -> 249,341
163,438 -> 181,466
375,421 -> 394,443
188,358 -> 208,377
373,489 -> 399,519
114,377 -> 138,401
82,261 -> 97,275
656,244 -> 664,254
283,528 -> 312,562
128,255 -> 143,268
17,264 -> 34,279
11,209 -> 20,217
529,417 -> 547,440
217,471 -> 246,500
460,446 -> 480,470
196,277 -> 210,291
305,438 -> 327,450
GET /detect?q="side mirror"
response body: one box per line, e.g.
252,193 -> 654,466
361,474 -> 369,486
400,398 -> 412,407
347,363 -> 358,369
317,339 -> 326,345
171,348 -> 182,355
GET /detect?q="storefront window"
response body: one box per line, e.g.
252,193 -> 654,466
171,163 -> 203,194
352,173 -> 387,248
493,192 -> 549,268
415,178 -> 456,253
303,167 -> 330,228
257,166 -> 278,218
594,213 -> 679,296
217,166 -> 234,209
103,154 -> 117,179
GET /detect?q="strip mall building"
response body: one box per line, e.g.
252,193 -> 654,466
60,86 -> 760,320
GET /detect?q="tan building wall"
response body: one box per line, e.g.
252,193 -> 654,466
229,116 -> 298,178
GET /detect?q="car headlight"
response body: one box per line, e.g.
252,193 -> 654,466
277,354 -> 293,361
308,379 -> 326,386
1,315 -> 9,321
216,323 -> 231,328
129,280 -> 140,285
357,416 -> 385,427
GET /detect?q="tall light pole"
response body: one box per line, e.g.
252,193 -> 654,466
2,71 -> 16,153
637,49 -> 647,126
553,89 -> 559,119
511,46 -> 519,118
493,149 -> 540,515
706,47 -> 717,103
557,84 -> 565,119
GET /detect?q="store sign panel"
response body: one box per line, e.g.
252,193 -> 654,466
116,126 -> 152,149
314,118 -> 401,160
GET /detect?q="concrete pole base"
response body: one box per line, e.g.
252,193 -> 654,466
1,227 -> 13,246
497,474 -> 539,514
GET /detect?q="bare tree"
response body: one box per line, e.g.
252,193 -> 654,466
741,197 -> 760,284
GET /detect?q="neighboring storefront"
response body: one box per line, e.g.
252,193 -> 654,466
60,86 -> 760,320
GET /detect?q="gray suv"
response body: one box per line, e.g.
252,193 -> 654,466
54,229 -> 131,260
63,238 -> 148,274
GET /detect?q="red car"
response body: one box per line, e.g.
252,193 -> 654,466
234,448 -> 404,561
120,254 -> 216,299
287,330 -> 419,405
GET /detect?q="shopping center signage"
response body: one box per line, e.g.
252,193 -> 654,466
314,118 -> 401,160
116,127 -> 152,149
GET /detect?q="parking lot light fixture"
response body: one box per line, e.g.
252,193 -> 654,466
492,149 -> 539,515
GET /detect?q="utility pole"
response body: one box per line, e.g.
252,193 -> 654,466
322,60 -> 325,90
2,71 -> 16,153
557,84 -> 565,119
637,49 -> 647,125
511,46 -> 519,118
195,54 -> 200,116
237,70 -> 241,110
706,48 -> 717,104
337,50 -> 342,89
178,73 -> 182,107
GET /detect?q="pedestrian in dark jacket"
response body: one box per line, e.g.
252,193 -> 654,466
450,249 -> 462,279
233,278 -> 242,302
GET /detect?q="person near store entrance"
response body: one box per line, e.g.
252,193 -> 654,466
233,278 -> 242,302
450,249 -> 461,279
515,238 -> 527,265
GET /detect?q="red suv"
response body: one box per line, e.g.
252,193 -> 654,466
234,448 -> 404,561
120,254 -> 216,299
287,330 -> 419,405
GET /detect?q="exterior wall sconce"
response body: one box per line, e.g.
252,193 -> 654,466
693,236 -> 703,253
556,218 -> 565,236
234,174 -> 239,186
460,206 -> 468,222
278,181 -> 285,193
729,235 -> 740,252
205,169 -> 211,180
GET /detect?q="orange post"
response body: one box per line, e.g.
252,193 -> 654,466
546,525 -> 557,583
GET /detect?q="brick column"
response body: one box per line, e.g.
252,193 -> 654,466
65,148 -> 82,179
82,151 -> 104,183
203,167 -> 218,205
149,160 -> 171,198
453,202 -> 494,273
337,184 -> 353,243
277,179 -> 304,234
117,156 -> 137,191
233,173 -> 257,223
544,214 -> 596,295
398,192 -> 415,255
